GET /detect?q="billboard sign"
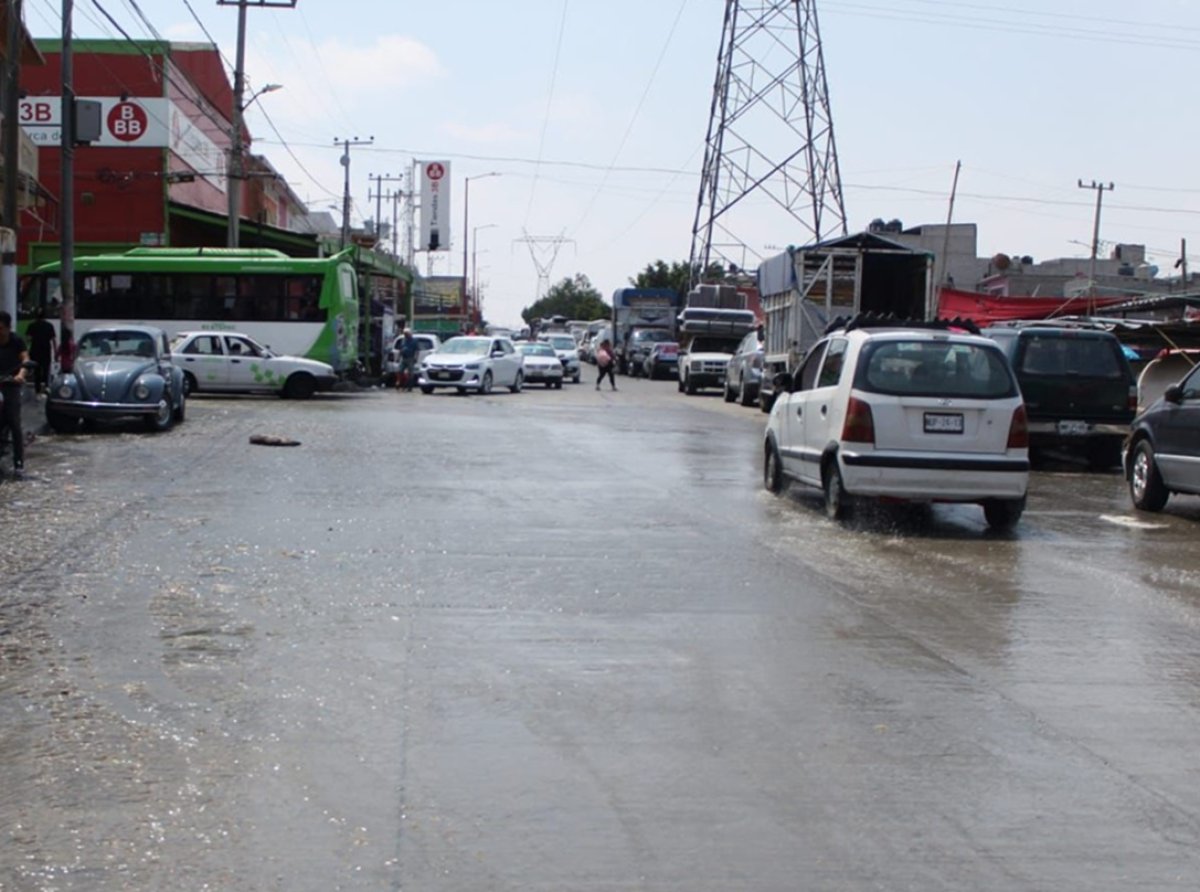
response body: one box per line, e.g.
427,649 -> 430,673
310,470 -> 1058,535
413,276 -> 464,315
418,160 -> 451,252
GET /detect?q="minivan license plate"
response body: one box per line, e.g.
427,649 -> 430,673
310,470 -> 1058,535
924,412 -> 964,433
1058,420 -> 1089,436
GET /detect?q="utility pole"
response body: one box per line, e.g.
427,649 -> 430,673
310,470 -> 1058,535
1078,178 -> 1114,311
219,0 -> 295,248
1,0 -> 22,322
368,172 -> 404,248
390,188 -> 401,258
335,136 -> 373,249
514,231 -> 574,300
1178,238 -> 1189,293
60,0 -> 75,337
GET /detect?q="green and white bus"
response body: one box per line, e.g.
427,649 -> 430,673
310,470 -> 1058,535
20,247 -> 361,373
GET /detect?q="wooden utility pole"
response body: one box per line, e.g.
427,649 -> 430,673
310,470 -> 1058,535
1078,179 -> 1114,313
334,136 -> 373,249
60,0 -> 75,337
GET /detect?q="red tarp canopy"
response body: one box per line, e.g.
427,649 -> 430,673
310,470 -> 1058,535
937,287 -> 1126,324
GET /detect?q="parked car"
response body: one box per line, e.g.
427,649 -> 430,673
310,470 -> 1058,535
764,320 -> 1030,529
171,331 -> 336,399
538,332 -> 582,383
1125,362 -> 1200,512
516,342 -> 565,388
622,328 -> 676,377
419,336 -> 524,395
46,325 -> 186,433
724,330 -> 764,406
983,325 -> 1136,469
384,332 -> 442,378
642,341 -> 680,379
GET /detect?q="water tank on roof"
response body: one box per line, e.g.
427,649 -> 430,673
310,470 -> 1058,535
1020,255 -> 1034,265
869,218 -> 887,233
992,253 -> 1012,271
886,219 -> 903,233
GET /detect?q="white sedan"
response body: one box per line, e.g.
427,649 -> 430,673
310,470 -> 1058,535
170,331 -> 336,399
516,342 -> 565,388
419,336 -> 525,395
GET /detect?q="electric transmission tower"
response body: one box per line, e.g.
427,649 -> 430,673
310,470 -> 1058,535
515,231 -> 575,300
690,0 -> 848,283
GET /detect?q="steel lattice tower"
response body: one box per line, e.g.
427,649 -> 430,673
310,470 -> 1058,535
690,0 -> 848,281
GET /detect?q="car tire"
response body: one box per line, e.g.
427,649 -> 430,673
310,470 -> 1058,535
739,377 -> 755,407
822,460 -> 849,521
46,408 -> 78,434
173,391 -> 186,423
479,372 -> 493,395
1129,439 -> 1169,512
283,373 -> 317,400
983,497 -> 1026,530
677,374 -> 684,393
509,371 -> 523,394
764,440 -> 785,495
182,371 -> 198,396
685,374 -> 697,395
723,378 -> 736,402
145,398 -> 174,432
421,385 -> 434,394
573,374 -> 581,384
555,381 -> 563,389
759,389 -> 773,414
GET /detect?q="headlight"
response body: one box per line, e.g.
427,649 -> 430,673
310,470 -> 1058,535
57,383 -> 74,399
465,363 -> 481,370
134,382 -> 151,400
691,360 -> 703,371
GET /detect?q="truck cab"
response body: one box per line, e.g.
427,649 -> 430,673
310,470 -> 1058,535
676,307 -> 757,395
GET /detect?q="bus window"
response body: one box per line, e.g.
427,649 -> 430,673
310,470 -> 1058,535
338,266 -> 356,307
284,276 -> 323,321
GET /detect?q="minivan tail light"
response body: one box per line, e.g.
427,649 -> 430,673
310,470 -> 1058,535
1007,404 -> 1029,450
842,397 -> 875,444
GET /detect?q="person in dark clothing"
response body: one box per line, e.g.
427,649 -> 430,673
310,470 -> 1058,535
0,310 -> 30,478
398,329 -> 419,391
595,338 -> 617,391
25,308 -> 56,393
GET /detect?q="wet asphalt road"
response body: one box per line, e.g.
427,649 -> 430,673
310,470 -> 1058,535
3,374 -> 1200,891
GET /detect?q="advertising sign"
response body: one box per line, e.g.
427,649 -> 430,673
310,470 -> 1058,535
418,160 -> 451,252
19,96 -> 170,147
413,276 -> 464,315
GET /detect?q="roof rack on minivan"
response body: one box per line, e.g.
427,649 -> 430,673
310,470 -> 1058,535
824,313 -> 981,336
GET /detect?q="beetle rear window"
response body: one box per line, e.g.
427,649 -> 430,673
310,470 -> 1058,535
856,340 -> 1016,398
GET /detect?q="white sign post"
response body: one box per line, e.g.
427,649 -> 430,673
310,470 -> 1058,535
418,160 -> 451,252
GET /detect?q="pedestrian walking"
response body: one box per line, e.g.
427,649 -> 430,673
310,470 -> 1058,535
595,338 -> 617,391
25,308 -> 56,393
397,329 -> 419,392
0,311 -> 30,478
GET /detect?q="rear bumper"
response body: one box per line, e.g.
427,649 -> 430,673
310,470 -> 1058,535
840,451 -> 1029,500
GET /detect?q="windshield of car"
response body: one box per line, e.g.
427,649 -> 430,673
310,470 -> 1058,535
1018,335 -> 1125,379
78,330 -> 156,358
519,344 -> 556,357
437,338 -> 491,355
546,336 -> 576,350
856,339 -> 1016,398
688,337 -> 741,353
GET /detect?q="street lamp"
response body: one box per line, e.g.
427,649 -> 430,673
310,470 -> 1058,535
228,82 -> 283,248
463,172 -> 501,323
472,222 -> 497,318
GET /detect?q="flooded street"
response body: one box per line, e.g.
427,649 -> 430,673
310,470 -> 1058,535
3,378 -> 1200,890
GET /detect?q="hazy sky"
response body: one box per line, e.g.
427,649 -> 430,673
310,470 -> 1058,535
30,0 -> 1200,326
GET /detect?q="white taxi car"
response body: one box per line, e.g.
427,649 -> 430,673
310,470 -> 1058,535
516,342 -> 565,388
419,336 -> 524,395
763,320 -> 1030,529
171,331 -> 336,399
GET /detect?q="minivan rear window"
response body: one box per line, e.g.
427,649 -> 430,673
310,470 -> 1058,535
1018,335 -> 1124,379
856,340 -> 1016,398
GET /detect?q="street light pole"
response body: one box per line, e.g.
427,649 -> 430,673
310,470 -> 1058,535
462,172 -> 500,324
472,222 -> 496,318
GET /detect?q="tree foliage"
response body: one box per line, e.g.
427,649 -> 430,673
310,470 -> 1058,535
521,273 -> 611,324
630,259 -> 727,299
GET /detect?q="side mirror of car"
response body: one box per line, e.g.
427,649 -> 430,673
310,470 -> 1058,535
772,371 -> 793,394
1164,384 -> 1184,404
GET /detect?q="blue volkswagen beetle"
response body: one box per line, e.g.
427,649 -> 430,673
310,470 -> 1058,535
46,325 -> 186,433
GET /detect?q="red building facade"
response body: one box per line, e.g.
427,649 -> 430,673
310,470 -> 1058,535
18,39 -> 313,270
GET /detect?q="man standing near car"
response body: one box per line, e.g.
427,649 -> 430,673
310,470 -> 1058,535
398,329 -> 419,392
0,311 -> 30,478
25,308 -> 56,394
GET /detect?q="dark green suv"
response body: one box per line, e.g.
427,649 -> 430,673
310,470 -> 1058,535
983,325 -> 1136,469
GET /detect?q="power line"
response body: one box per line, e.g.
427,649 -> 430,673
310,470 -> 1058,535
569,0 -> 690,236
524,0 -> 569,227
257,104 -> 340,199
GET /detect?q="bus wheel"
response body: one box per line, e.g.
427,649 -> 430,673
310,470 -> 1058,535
283,373 -> 317,400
